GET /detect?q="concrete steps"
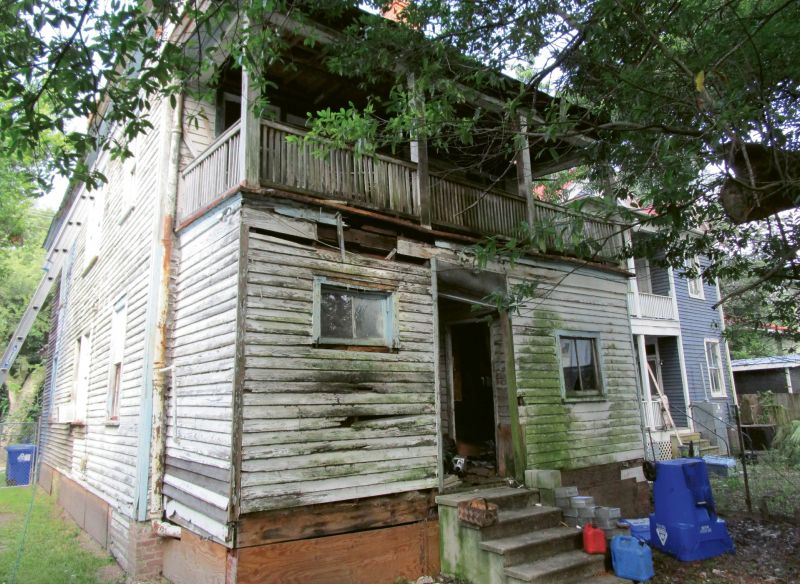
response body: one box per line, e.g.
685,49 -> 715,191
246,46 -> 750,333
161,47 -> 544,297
673,431 -> 721,457
437,487 -> 617,584
505,550 -> 606,584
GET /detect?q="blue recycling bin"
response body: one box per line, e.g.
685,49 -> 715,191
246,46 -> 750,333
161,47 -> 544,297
649,458 -> 734,561
5,444 -> 36,486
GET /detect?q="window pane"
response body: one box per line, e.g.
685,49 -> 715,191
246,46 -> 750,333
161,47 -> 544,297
354,295 -> 384,339
561,339 -> 580,391
321,289 -> 353,338
575,338 -> 598,390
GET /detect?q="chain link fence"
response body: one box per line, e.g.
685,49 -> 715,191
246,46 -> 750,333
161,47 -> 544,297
0,419 -> 40,487
706,398 -> 800,522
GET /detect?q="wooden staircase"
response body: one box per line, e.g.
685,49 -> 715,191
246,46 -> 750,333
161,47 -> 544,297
437,487 -> 626,584
672,430 -> 720,457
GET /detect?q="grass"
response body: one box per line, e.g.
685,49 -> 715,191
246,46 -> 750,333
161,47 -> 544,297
710,456 -> 800,517
0,486 -> 117,584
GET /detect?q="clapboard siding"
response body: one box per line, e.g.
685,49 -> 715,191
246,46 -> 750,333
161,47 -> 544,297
239,204 -> 438,513
509,261 -> 643,470
674,260 -> 733,421
42,98 -> 167,517
164,197 -> 241,533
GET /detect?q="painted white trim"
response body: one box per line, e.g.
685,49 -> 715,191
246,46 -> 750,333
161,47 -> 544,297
716,280 -> 739,406
675,333 -> 694,431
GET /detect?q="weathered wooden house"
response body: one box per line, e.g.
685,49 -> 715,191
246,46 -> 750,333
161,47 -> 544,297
31,9 -> 649,584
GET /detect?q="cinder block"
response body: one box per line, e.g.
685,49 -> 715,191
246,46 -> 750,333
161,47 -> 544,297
554,486 -> 579,498
577,506 -> 596,518
525,469 -> 562,490
555,496 -> 572,510
596,506 -> 621,521
570,495 -> 594,509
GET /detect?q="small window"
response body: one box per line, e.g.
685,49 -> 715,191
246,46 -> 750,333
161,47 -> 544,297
686,257 -> 704,299
704,339 -> 726,397
73,332 -> 92,424
107,297 -> 127,421
314,281 -> 395,347
558,333 -> 604,398
634,257 -> 652,294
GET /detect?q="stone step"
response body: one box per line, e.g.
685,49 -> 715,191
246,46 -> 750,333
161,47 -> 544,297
436,486 -> 538,511
477,506 -> 563,540
480,526 -> 582,566
505,550 -> 606,584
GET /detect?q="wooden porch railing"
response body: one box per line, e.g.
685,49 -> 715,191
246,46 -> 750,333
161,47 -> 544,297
260,120 -> 418,217
176,119 -> 624,262
178,122 -> 241,223
430,175 -> 526,238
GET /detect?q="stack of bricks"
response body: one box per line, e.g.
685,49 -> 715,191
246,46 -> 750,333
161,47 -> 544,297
128,521 -> 164,581
554,486 -> 630,540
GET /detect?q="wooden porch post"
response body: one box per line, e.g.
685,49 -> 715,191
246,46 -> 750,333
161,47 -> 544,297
515,114 -> 535,228
408,75 -> 431,228
240,65 -> 261,187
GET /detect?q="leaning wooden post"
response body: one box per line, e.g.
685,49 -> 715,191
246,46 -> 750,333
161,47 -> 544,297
515,114 -> 535,228
408,74 -> 431,228
239,64 -> 262,187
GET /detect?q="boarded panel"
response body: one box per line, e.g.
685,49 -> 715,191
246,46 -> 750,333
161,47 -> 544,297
236,520 -> 439,584
162,529 -> 229,584
236,490 -> 436,547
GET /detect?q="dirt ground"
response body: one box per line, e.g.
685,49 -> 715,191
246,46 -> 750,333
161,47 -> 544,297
651,516 -> 800,584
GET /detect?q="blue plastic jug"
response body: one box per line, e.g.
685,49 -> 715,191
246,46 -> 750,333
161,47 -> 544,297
611,535 -> 654,582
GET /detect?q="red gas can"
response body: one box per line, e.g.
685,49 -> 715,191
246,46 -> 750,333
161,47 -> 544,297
583,523 -> 607,554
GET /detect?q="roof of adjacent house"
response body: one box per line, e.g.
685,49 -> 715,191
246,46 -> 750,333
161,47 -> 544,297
731,354 -> 800,372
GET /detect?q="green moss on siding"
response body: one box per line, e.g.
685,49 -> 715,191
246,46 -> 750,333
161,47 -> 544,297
515,307 -> 641,471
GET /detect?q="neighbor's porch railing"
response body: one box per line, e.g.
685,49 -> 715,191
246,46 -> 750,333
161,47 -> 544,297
178,121 -> 241,223
643,397 -> 666,429
176,119 -> 624,261
630,291 -> 676,320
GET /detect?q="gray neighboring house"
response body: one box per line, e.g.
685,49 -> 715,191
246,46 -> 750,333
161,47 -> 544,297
731,354 -> 800,395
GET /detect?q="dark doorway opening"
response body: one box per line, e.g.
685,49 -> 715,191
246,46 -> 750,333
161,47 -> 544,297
448,321 -> 500,485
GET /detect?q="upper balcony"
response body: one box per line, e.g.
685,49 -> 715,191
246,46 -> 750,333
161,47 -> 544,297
176,117 -> 624,262
627,254 -> 679,328
174,41 -> 624,263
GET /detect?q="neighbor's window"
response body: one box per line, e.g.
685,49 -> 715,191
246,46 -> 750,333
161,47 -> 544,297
106,296 -> 127,421
704,339 -> 726,397
314,281 -> 394,346
686,256 -> 704,299
558,333 -> 603,398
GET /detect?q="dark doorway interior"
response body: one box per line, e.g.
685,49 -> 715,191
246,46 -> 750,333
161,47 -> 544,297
451,322 -> 496,448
